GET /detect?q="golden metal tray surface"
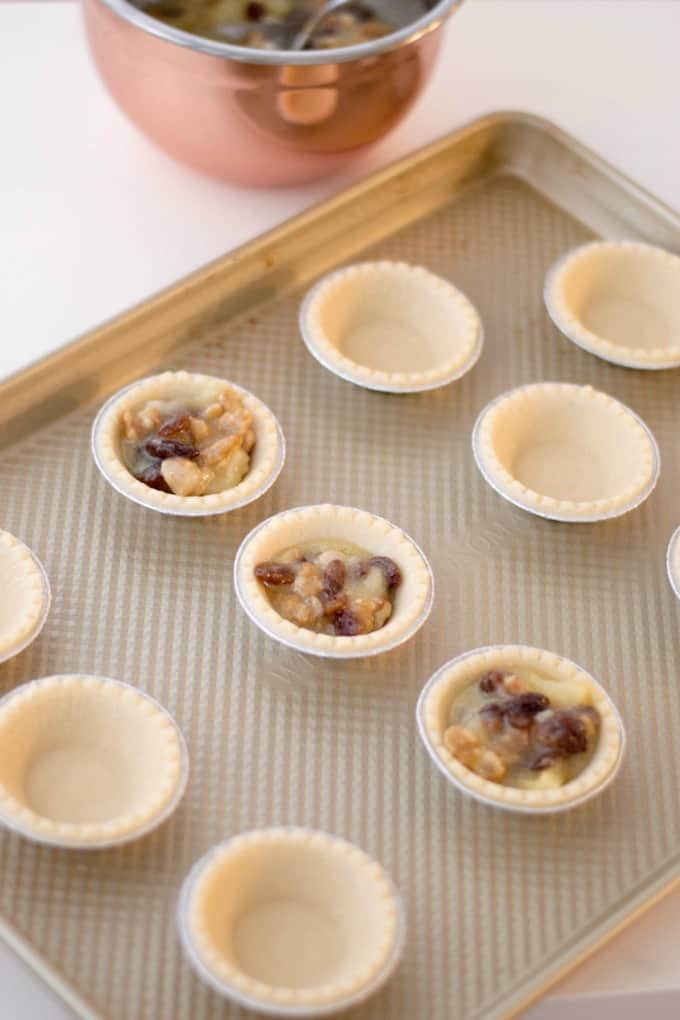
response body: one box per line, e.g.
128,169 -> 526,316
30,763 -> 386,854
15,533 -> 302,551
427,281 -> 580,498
1,113 -> 679,1020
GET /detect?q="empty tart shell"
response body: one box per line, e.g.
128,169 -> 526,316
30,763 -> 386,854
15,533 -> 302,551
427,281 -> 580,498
0,530 -> 50,664
178,828 -> 405,1016
473,382 -> 659,522
234,504 -> 434,658
300,261 -> 483,393
417,645 -> 625,814
545,241 -> 680,369
0,675 -> 188,848
667,527 -> 680,601
92,371 -> 285,516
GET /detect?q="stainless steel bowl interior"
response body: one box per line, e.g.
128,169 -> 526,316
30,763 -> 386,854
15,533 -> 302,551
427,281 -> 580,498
95,0 -> 463,64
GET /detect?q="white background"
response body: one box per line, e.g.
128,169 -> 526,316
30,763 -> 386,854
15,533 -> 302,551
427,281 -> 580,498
1,1 -> 680,1017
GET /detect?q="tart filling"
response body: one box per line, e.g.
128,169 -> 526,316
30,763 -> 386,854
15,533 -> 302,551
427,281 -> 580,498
137,0 -> 392,51
473,383 -> 658,521
300,261 -> 483,393
254,540 -> 402,637
235,505 -> 433,658
443,669 -> 600,789
545,241 -> 680,369
178,828 -> 404,1014
92,371 -> 284,515
0,675 -> 188,847
0,530 -> 50,664
418,646 -> 624,812
667,527 -> 680,601
120,387 -> 255,497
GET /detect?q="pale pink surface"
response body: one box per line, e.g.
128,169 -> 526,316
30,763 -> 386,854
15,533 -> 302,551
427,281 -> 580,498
1,3 -> 680,1018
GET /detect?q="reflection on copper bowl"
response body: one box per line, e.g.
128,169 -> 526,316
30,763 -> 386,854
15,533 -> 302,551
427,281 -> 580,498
82,0 -> 462,185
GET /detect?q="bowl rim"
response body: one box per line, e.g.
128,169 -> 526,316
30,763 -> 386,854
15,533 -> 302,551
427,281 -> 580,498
91,0 -> 463,66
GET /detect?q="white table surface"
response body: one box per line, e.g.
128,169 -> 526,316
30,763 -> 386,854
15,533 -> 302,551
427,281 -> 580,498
2,1 -> 680,1017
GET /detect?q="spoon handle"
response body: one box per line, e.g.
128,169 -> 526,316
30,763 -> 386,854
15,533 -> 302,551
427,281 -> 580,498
289,0 -> 356,51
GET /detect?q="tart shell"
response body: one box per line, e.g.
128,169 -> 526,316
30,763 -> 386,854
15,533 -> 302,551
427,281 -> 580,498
473,382 -> 659,522
299,261 -> 483,393
0,675 -> 189,848
0,530 -> 51,664
178,827 -> 405,1016
667,527 -> 680,602
234,504 -> 434,658
416,645 -> 625,814
91,371 -> 285,516
545,241 -> 680,370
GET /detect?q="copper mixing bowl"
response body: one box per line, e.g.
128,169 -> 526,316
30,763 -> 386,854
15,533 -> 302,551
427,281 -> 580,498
83,0 -> 462,185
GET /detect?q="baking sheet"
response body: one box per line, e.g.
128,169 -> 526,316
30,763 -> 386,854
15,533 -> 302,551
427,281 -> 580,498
0,113 -> 679,1020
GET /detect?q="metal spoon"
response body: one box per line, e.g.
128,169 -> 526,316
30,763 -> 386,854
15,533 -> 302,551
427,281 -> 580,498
290,0 -> 423,51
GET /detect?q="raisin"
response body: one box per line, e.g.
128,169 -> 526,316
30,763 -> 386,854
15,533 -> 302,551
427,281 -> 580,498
344,2 -> 373,22
531,751 -> 562,771
576,705 -> 600,724
151,3 -> 185,17
515,692 -> 549,713
136,462 -> 171,492
506,692 -> 550,730
323,559 -> 346,597
505,707 -> 534,730
479,670 -> 509,694
367,556 -> 402,590
143,437 -> 198,461
574,705 -> 601,731
534,711 -> 587,755
245,1 -> 265,19
157,412 -> 193,439
254,562 -> 295,587
479,702 -> 506,734
332,610 -> 361,636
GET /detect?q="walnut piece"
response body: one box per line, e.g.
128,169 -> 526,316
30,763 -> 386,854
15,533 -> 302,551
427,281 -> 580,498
122,387 -> 255,497
254,543 -> 401,637
189,416 -> 210,442
503,673 -> 528,696
447,669 -> 602,790
276,592 -> 323,627
292,562 -> 324,598
444,726 -> 506,782
202,435 -> 240,467
160,457 -> 207,497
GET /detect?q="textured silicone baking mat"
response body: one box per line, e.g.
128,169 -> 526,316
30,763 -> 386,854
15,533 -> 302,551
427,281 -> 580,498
1,115 -> 679,1020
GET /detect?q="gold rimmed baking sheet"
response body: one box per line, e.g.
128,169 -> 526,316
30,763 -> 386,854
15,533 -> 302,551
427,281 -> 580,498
0,113 -> 679,1020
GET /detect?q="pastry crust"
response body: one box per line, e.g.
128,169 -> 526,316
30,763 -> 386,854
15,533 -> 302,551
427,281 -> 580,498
545,241 -> 680,369
178,828 -> 404,1015
0,675 -> 188,847
417,646 -> 625,813
300,261 -> 483,393
667,527 -> 680,601
92,371 -> 285,515
473,382 -> 659,522
234,504 -> 434,658
0,530 -> 50,663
